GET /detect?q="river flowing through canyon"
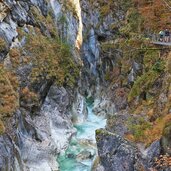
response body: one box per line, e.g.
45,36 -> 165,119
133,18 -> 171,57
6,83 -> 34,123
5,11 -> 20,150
58,103 -> 106,171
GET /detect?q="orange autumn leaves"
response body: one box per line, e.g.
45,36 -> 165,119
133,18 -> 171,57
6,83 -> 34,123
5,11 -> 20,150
133,0 -> 171,31
0,65 -> 19,117
0,64 -> 39,134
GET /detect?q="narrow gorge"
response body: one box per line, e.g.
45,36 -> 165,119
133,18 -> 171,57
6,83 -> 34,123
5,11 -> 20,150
0,0 -> 171,171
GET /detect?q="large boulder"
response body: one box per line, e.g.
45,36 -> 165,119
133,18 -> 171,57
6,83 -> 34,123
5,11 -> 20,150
96,129 -> 146,171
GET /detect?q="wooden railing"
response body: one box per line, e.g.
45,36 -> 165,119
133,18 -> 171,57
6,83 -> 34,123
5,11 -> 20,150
152,34 -> 171,44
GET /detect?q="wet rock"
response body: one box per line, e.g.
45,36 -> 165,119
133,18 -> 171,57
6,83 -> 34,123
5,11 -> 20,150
0,18 -> 17,46
96,129 -> 145,171
0,0 -> 142,171
76,150 -> 94,161
78,139 -> 95,147
51,0 -> 82,64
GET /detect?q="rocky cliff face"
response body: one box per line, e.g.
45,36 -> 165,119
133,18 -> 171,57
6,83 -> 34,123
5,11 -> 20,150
0,0 -> 120,170
96,129 -> 145,171
0,0 -> 82,170
0,0 -> 171,171
95,129 -> 162,171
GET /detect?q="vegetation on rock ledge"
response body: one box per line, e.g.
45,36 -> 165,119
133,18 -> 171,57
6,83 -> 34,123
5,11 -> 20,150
25,29 -> 80,87
0,65 -> 19,134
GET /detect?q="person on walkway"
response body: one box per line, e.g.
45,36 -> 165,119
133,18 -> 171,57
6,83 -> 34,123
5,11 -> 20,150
164,29 -> 170,42
159,30 -> 165,42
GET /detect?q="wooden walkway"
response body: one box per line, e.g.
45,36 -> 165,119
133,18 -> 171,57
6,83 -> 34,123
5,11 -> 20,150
152,34 -> 171,46
152,41 -> 171,46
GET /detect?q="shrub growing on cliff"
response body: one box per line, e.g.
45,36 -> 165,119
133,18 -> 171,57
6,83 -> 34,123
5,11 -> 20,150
20,87 -> 39,110
128,69 -> 160,102
25,31 -> 80,87
127,117 -> 152,141
128,49 -> 165,102
133,0 -> 171,31
119,7 -> 143,36
9,48 -> 21,68
143,50 -> 160,71
0,65 -> 19,119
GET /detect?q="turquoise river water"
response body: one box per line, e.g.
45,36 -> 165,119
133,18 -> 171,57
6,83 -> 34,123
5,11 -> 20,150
58,104 -> 106,171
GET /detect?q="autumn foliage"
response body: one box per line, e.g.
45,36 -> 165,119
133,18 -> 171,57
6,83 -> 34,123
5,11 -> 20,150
133,0 -> 171,31
0,65 -> 19,134
0,65 -> 19,117
25,29 -> 80,87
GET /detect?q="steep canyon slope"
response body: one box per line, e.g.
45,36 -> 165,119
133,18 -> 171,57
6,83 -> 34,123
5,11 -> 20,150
0,0 -> 171,171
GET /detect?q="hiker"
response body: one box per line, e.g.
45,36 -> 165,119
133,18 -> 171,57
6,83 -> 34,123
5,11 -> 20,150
164,29 -> 170,42
159,30 -> 164,42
